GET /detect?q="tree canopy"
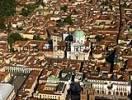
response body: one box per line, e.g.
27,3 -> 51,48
20,3 -> 39,16
0,0 -> 16,17
0,0 -> 16,30
95,35 -> 104,42
7,32 -> 23,50
64,15 -> 73,25
60,5 -> 68,12
33,34 -> 43,40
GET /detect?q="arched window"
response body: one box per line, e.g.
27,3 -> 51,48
97,90 -> 99,94
116,92 -> 119,95
108,91 -> 111,95
124,92 -> 127,96
102,91 -> 104,94
120,92 -> 123,96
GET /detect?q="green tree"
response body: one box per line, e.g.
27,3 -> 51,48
36,0 -> 45,7
33,34 -> 43,40
64,15 -> 73,25
0,18 -> 6,29
0,0 -> 16,30
95,35 -> 103,42
20,3 -> 39,16
60,5 -> 68,12
7,32 -> 23,49
21,8 -> 29,16
56,19 -> 64,27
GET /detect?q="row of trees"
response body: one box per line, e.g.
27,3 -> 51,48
7,32 -> 44,52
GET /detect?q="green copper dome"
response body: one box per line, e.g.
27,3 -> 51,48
73,29 -> 85,42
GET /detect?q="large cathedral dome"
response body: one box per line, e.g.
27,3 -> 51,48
73,29 -> 85,44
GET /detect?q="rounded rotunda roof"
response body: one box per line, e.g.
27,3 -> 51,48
73,29 -> 85,41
